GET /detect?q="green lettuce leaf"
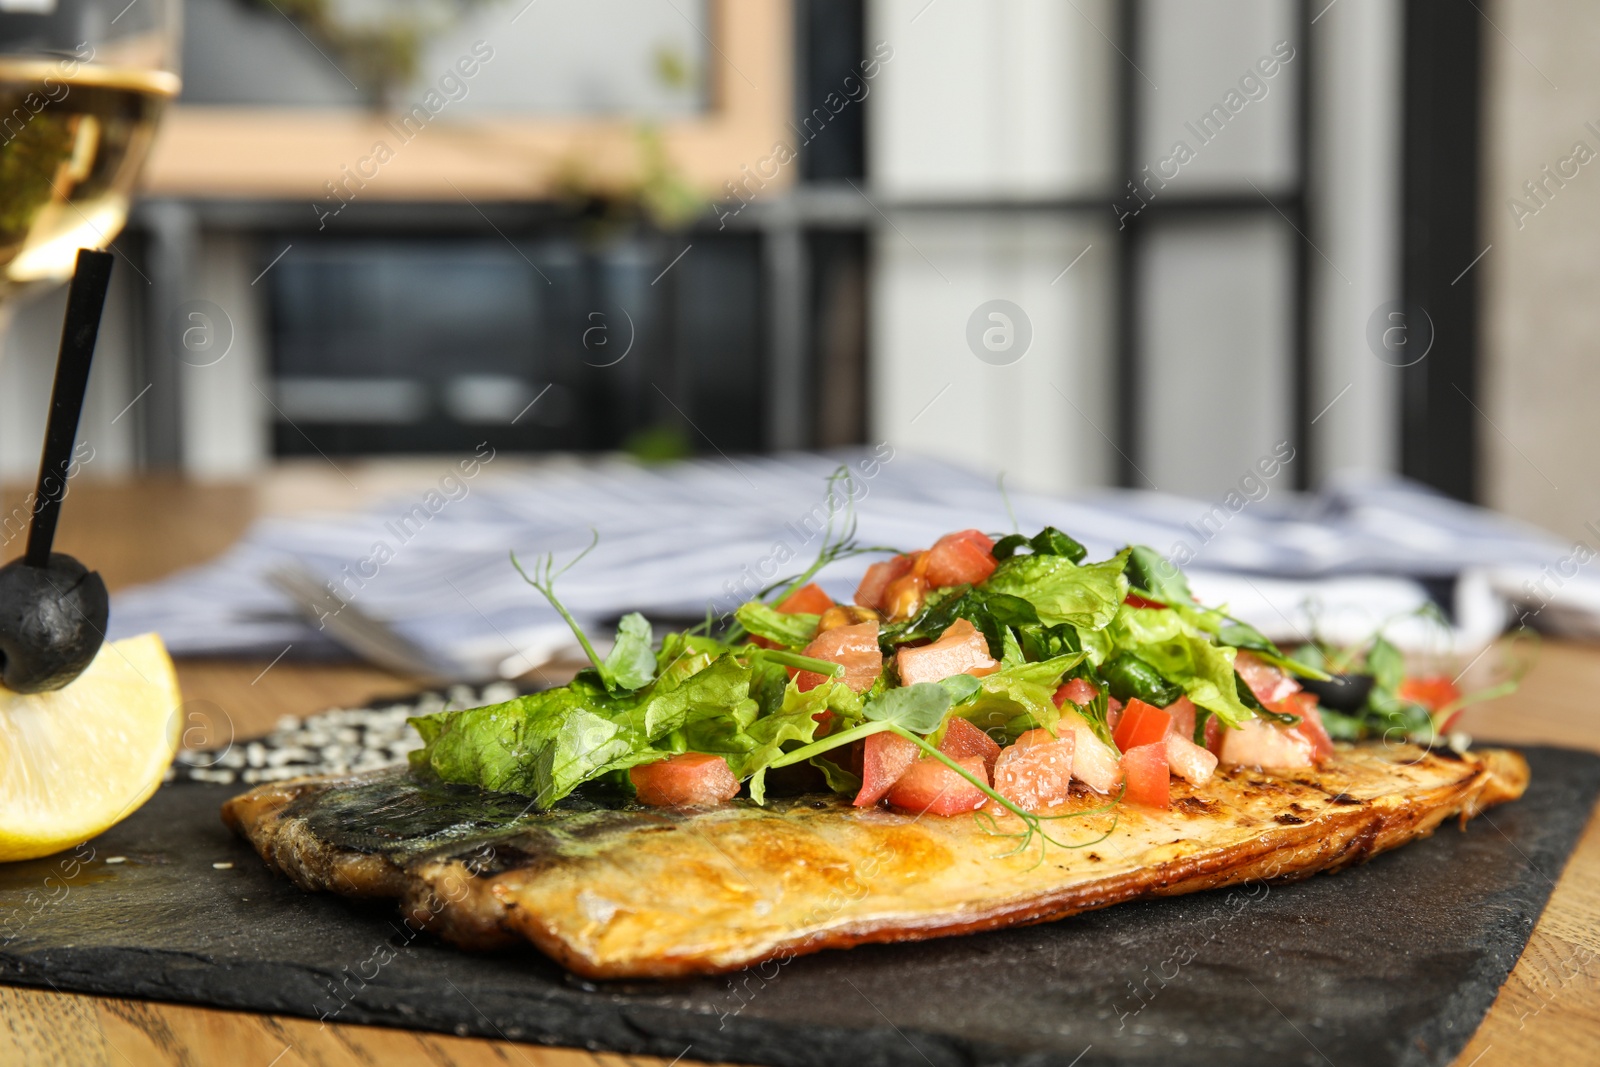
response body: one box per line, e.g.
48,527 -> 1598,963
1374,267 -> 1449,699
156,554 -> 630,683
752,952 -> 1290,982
602,612 -> 657,690
735,601 -> 819,648
409,678 -> 626,799
1109,607 -> 1255,726
983,548 -> 1130,631
411,653 -> 759,808
952,652 -> 1081,741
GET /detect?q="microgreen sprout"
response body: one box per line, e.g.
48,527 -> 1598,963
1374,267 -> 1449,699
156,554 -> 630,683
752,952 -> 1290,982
997,470 -> 1019,535
762,465 -> 901,604
511,530 -> 605,674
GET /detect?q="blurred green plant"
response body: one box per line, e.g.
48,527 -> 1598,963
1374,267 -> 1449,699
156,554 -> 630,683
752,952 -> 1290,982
552,43 -> 705,233
623,423 -> 693,463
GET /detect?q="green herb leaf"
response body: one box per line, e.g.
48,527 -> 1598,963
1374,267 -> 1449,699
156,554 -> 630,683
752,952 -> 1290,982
734,601 -> 820,648
1216,619 -> 1331,681
1367,635 -> 1406,693
992,533 -> 1028,561
602,612 -> 658,691
1018,622 -> 1081,663
863,682 -> 953,734
880,586 -> 1039,659
1100,651 -> 1184,706
992,527 -> 1088,564
1125,544 -> 1192,603
939,672 -> 984,706
810,754 -> 862,794
1028,527 -> 1089,563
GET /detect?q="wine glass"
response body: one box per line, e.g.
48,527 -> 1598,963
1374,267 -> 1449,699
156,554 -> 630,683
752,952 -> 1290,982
0,0 -> 181,308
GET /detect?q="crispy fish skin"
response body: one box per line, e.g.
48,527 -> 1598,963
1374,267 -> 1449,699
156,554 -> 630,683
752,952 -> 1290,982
222,743 -> 1529,979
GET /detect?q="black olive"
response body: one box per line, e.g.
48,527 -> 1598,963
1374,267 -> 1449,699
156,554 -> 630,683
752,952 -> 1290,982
1299,672 -> 1375,713
0,553 -> 108,693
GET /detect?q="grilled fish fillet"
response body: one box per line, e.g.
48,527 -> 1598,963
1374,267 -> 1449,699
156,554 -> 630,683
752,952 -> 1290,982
223,743 -> 1528,979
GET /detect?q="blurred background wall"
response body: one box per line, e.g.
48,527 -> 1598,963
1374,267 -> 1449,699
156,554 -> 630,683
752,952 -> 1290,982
1481,0 -> 1600,543
0,0 -> 1592,531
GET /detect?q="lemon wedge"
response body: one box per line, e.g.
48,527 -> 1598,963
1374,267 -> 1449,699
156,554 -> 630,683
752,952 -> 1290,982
0,633 -> 181,862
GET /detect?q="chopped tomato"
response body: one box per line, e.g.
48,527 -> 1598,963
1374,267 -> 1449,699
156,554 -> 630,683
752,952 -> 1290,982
1204,714 -> 1224,755
1060,712 -> 1122,793
776,582 -> 834,615
1053,677 -> 1098,708
886,755 -> 989,816
630,753 -> 740,807
1113,698 -> 1171,752
854,731 -> 919,807
796,620 -> 883,693
1217,717 -> 1316,769
1234,650 -> 1300,706
1399,675 -> 1461,712
896,618 -> 1000,686
939,716 -> 1001,772
1123,593 -> 1168,610
923,530 -> 998,588
992,727 -> 1076,812
1120,742 -> 1170,808
1163,696 -> 1197,741
1106,696 -> 1125,733
855,553 -> 918,613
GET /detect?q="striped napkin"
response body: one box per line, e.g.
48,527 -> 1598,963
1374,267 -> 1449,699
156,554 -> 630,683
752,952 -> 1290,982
109,449 -> 1580,675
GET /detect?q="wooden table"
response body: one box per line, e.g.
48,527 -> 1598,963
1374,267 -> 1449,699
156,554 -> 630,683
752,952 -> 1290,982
3,472 -> 1597,1067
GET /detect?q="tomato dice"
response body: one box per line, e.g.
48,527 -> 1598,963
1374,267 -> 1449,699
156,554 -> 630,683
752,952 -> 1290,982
886,755 -> 990,816
776,582 -> 834,615
1234,650 -> 1300,706
895,619 -> 1000,686
1163,696 -> 1197,742
855,554 -> 916,613
923,530 -> 998,589
1120,741 -> 1170,808
795,620 -> 882,693
938,716 -> 1001,772
630,753 -> 741,807
1123,592 -> 1168,610
1399,675 -> 1462,712
1113,698 -> 1172,752
854,731 -> 919,807
993,728 -> 1076,812
1053,677 -> 1098,708
1106,697 -> 1125,733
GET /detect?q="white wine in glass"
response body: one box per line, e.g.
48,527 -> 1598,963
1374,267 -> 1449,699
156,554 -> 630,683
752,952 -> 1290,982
0,0 -> 181,306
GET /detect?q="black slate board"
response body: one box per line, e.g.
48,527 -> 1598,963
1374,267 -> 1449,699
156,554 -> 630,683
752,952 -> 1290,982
2,745 -> 1596,1067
